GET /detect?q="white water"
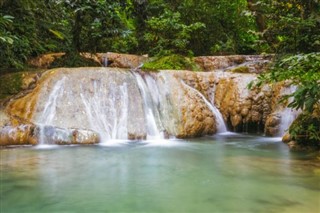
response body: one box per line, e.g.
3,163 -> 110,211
133,72 -> 163,140
37,77 -> 66,144
80,81 -> 129,142
181,81 -> 227,133
277,85 -> 300,136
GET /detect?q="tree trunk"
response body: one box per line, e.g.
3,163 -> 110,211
247,0 -> 266,32
72,11 -> 83,53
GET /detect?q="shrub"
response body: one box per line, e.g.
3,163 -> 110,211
141,54 -> 200,71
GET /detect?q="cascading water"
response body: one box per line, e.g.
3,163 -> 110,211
277,85 -> 300,136
133,72 -> 164,139
180,81 -> 227,133
80,81 -> 129,142
33,69 -> 137,144
36,77 -> 66,144
16,68 -> 235,145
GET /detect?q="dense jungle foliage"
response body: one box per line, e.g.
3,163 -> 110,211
1,0 -> 319,69
0,0 -> 319,147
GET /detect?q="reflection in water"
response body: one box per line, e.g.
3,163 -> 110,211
1,135 -> 319,213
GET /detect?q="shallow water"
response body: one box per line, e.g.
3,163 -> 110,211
1,134 -> 319,213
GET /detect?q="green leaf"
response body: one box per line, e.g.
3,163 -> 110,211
49,29 -> 65,40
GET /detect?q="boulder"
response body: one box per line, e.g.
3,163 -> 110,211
0,124 -> 100,145
98,52 -> 148,68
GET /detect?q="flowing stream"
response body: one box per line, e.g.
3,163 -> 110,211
133,72 -> 163,139
181,80 -> 227,133
277,85 -> 300,136
1,134 -> 319,213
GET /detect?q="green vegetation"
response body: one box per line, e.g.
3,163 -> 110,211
230,66 -> 250,73
3,0 -> 318,70
142,55 -> 199,71
0,4 -> 317,72
253,53 -> 320,112
290,111 -> 320,149
0,72 -> 23,99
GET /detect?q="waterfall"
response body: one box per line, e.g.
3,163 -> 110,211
277,85 -> 300,136
180,81 -> 227,133
20,68 -> 235,145
277,108 -> 299,136
35,71 -> 131,144
80,81 -> 129,142
36,77 -> 66,144
133,72 -> 163,139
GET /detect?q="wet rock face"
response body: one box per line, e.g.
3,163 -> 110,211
0,64 -> 298,146
212,71 -> 273,132
148,71 -> 217,138
6,68 -> 147,141
264,84 -> 301,137
1,68 -> 218,144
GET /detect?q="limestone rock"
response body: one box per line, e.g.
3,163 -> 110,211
194,55 -> 272,73
98,52 -> 148,68
0,124 -> 100,145
28,53 -> 65,68
33,125 -> 100,144
0,125 -> 37,145
282,133 -> 292,143
156,71 -> 217,138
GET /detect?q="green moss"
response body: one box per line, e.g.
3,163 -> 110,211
142,54 -> 200,71
289,111 -> 320,150
230,66 -> 250,73
49,53 -> 100,68
0,72 -> 23,100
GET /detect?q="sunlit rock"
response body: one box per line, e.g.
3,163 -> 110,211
98,52 -> 148,68
0,124 -> 37,145
194,55 -> 272,73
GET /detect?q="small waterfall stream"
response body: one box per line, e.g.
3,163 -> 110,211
277,85 -> 300,136
180,81 -> 227,133
133,72 -> 163,139
37,77 -> 66,144
80,81 -> 129,142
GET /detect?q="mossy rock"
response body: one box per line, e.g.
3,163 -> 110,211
142,55 -> 200,71
49,53 -> 100,68
230,66 -> 249,73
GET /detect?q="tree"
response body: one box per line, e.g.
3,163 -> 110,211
57,0 -> 125,53
144,8 -> 204,56
0,0 -> 63,69
258,0 -> 320,53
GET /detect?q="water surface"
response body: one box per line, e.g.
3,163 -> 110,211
1,134 -> 319,213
